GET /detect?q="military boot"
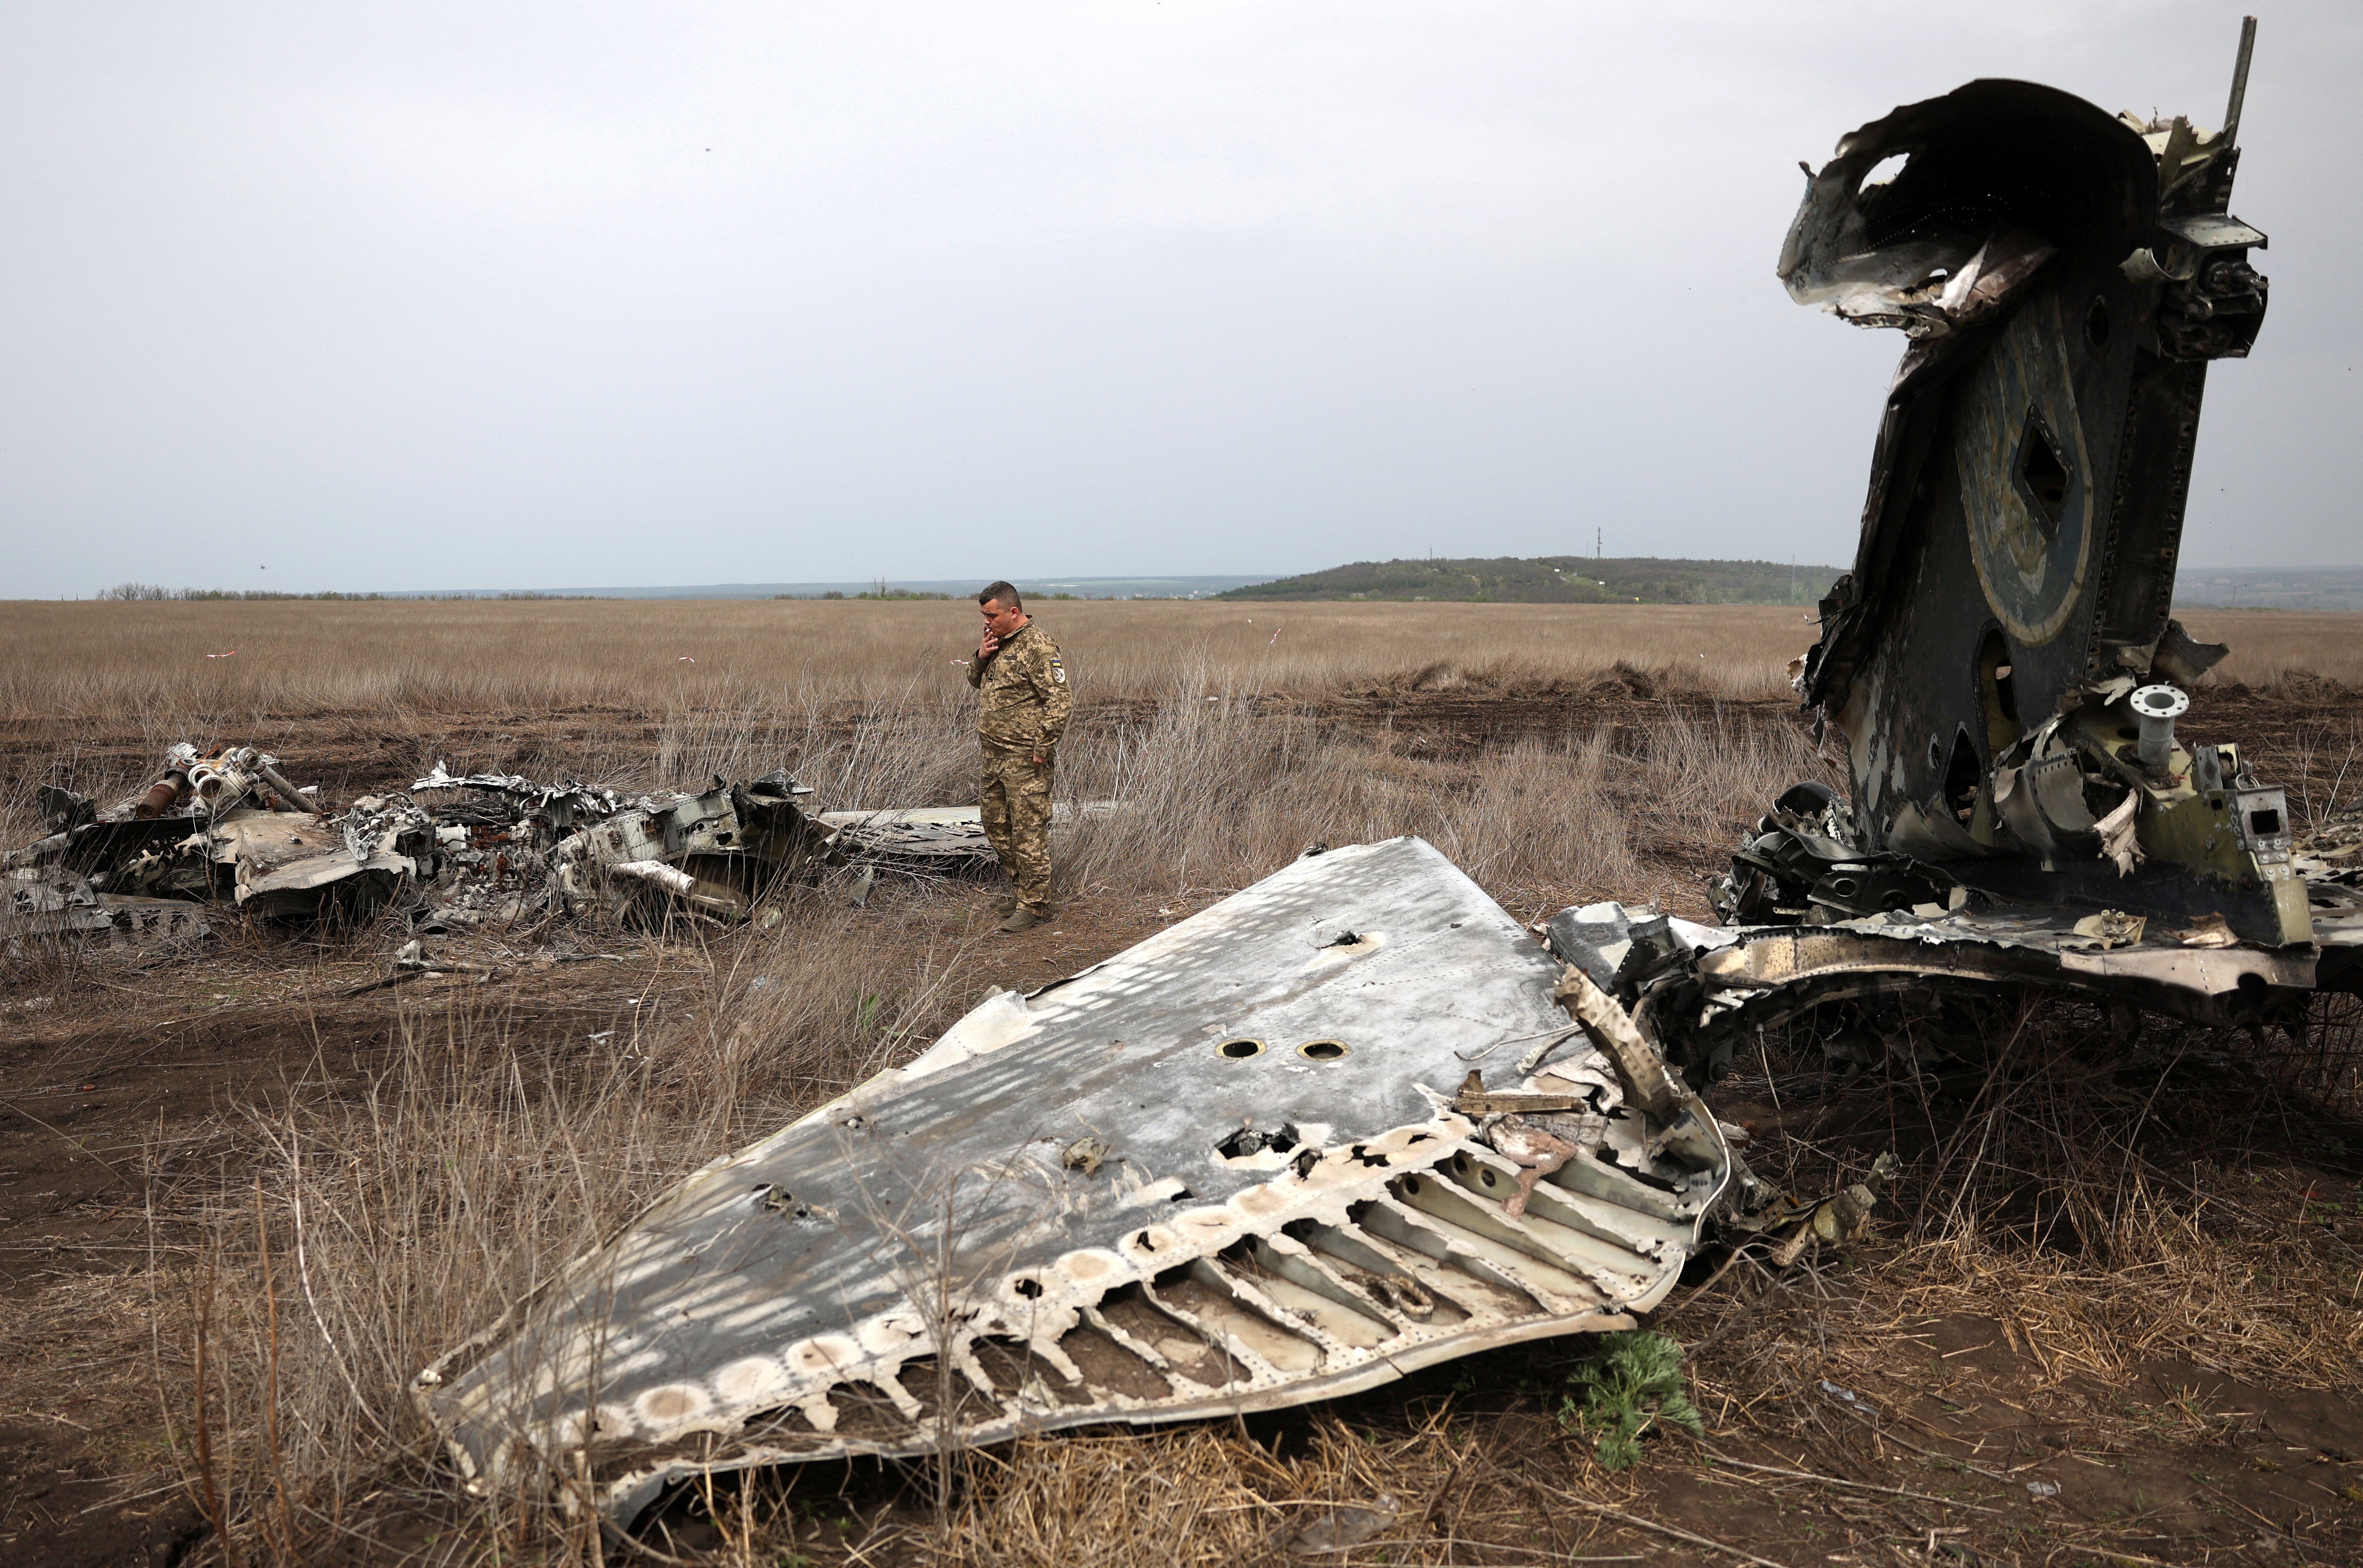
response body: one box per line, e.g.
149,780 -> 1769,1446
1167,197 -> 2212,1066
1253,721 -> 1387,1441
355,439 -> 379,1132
996,906 -> 1046,935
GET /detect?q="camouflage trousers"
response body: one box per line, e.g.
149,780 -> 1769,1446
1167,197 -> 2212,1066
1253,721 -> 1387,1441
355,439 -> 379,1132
979,750 -> 1054,912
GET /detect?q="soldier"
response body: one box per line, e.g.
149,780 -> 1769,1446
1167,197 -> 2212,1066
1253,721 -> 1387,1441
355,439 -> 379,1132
966,581 -> 1072,933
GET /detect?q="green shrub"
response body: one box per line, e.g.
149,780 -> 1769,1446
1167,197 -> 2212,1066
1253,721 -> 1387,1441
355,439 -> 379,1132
1558,1331 -> 1703,1470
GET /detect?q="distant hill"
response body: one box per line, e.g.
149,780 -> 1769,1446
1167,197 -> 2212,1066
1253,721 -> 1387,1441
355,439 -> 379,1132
1217,555 -> 1843,606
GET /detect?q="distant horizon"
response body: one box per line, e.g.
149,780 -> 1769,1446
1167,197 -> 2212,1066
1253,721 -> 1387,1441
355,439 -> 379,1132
25,559 -> 2363,603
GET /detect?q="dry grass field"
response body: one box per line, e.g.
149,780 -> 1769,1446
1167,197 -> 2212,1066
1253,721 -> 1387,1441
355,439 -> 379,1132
5,597 -> 2356,724
3,597 -> 2362,1568
0,598 -> 1825,717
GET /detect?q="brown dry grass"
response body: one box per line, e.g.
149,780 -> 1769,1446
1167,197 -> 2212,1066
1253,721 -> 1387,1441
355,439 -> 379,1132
0,598 -> 1825,719
2178,609 -> 2363,689
2,598 -> 2361,1566
2,597 -> 2354,727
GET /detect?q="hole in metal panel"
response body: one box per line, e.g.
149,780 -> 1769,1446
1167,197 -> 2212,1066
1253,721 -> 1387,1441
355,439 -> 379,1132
1215,1038 -> 1265,1060
2014,409 -> 2070,538
1858,151 -> 1909,193
1217,1123 -> 1299,1161
1298,1039 -> 1349,1061
1012,1277 -> 1043,1298
1977,627 -> 2018,754
1943,725 -> 1982,824
2085,295 -> 2111,349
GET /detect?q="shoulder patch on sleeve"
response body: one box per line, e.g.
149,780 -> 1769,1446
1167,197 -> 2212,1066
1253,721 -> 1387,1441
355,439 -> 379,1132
1050,658 -> 1067,685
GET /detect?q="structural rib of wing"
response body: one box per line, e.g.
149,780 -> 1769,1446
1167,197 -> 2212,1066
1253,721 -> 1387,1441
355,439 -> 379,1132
417,837 -> 1729,1519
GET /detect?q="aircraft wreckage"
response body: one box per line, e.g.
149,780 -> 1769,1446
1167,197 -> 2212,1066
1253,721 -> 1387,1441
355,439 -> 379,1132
425,28 -> 2351,1523
1,750 -> 852,952
2,750 -> 1128,952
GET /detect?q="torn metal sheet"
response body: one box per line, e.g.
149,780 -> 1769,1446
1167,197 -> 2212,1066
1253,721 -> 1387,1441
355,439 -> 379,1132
815,801 -> 1118,868
554,771 -> 838,923
1697,29 -> 2350,1073
1,867 -> 211,955
412,764 -> 636,832
412,764 -> 838,927
207,805 -> 426,920
416,837 -> 1735,1520
815,806 -> 995,864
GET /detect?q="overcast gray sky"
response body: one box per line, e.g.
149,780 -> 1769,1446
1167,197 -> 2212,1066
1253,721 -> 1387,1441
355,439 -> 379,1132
3,2 -> 2354,597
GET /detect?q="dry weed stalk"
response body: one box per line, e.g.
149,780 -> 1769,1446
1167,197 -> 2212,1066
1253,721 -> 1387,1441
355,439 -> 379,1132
1709,991 -> 2363,1407
159,915 -> 992,1561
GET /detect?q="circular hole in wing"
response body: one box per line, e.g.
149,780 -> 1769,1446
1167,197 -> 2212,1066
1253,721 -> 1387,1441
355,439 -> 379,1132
1012,1277 -> 1043,1298
1298,1039 -> 1349,1061
1215,1038 -> 1265,1060
1479,1168 -> 1498,1187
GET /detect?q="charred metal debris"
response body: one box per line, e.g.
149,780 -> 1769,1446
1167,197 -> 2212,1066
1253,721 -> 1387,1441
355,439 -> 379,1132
284,24 -> 2363,1521
3,747 -> 852,952
1,764 -> 1142,953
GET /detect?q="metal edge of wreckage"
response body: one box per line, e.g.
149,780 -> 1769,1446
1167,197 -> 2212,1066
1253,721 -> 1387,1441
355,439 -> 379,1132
406,836 -> 1738,1524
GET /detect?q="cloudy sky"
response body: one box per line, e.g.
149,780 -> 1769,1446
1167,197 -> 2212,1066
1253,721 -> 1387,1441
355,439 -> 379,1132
2,2 -> 2354,597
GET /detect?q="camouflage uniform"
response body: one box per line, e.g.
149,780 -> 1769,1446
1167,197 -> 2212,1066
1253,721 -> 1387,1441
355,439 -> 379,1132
966,621 -> 1072,913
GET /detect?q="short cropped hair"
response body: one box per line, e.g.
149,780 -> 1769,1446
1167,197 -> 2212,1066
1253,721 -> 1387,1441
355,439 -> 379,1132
978,581 -> 1023,611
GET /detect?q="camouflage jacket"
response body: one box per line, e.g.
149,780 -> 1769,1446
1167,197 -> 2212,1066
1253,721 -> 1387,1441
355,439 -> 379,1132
966,621 -> 1073,756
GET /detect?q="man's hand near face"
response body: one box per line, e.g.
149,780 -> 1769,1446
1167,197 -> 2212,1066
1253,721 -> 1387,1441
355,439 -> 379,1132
978,596 -> 1025,662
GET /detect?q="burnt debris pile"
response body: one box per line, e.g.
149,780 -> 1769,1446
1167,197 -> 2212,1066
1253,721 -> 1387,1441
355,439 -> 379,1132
0,744 -> 899,952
